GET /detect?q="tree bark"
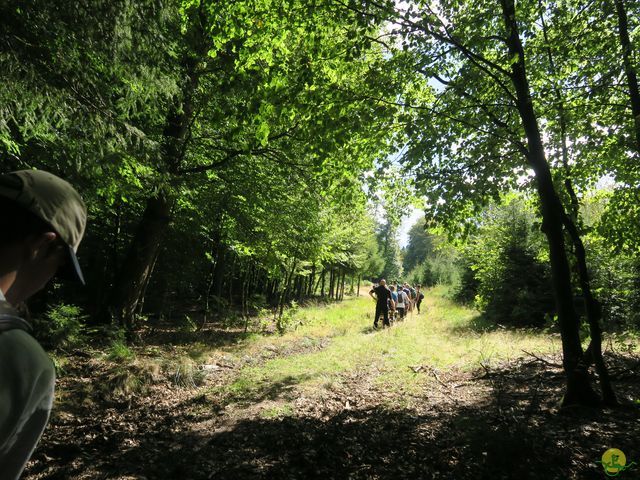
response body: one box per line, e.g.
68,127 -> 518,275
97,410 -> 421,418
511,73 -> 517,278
300,275 -> 305,300
227,253 -> 236,304
308,264 -> 316,296
278,260 -> 296,320
615,0 -> 640,154
201,248 -> 216,330
312,267 -> 323,296
501,0 -> 600,407
242,262 -> 251,332
212,243 -> 227,299
329,267 -> 335,299
538,0 -> 616,405
107,193 -> 172,331
563,214 -> 617,405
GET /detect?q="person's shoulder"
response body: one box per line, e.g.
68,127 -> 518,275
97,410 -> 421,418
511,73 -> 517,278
0,330 -> 54,379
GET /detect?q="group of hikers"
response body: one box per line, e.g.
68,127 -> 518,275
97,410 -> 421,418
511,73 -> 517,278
369,279 -> 425,329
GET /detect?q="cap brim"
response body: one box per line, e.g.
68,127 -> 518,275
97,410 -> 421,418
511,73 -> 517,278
57,244 -> 85,285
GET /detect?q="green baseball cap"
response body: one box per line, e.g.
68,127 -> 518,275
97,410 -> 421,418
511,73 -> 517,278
0,170 -> 87,284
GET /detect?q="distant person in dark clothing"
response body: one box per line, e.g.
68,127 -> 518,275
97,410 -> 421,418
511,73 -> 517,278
416,285 -> 425,314
369,279 -> 392,328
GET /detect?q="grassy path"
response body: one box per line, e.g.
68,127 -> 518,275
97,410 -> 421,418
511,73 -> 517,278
214,286 -> 558,413
25,288 -> 639,480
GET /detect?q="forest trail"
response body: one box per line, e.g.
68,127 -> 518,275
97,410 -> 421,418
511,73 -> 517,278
25,289 -> 640,479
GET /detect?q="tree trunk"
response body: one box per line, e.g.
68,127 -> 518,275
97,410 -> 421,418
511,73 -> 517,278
329,268 -> 335,299
106,49 -> 202,332
538,1 -> 616,406
615,0 -> 640,154
135,249 -> 159,317
563,215 -> 617,405
107,193 -> 172,332
256,268 -> 266,294
278,260 -> 296,320
308,264 -> 316,296
357,275 -> 361,296
501,0 -> 600,407
227,253 -> 236,304
201,247 -> 216,330
242,262 -> 251,333
100,201 -> 122,316
270,279 -> 280,305
320,268 -> 326,297
297,275 -> 303,301
212,243 -> 227,299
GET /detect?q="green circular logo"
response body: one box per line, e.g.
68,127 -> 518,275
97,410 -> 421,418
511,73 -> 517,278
601,449 -> 627,476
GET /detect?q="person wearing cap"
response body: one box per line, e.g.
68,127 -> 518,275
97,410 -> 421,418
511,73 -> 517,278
0,170 -> 86,479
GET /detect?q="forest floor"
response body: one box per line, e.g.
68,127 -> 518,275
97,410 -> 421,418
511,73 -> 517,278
25,287 -> 640,480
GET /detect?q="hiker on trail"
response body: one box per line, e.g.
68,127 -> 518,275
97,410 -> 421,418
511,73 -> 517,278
409,284 -> 417,312
389,285 -> 398,323
396,285 -> 409,320
416,285 -> 425,314
0,170 -> 87,480
369,279 -> 392,328
403,283 -> 413,313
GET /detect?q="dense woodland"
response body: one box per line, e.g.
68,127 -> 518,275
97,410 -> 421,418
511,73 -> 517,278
2,0 -> 640,431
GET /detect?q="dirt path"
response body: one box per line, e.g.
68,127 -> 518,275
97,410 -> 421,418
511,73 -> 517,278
24,293 -> 640,479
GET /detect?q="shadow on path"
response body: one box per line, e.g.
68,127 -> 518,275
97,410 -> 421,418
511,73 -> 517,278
26,355 -> 640,480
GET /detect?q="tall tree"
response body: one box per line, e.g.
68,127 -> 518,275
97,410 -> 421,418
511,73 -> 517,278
403,219 -> 433,273
613,0 -> 640,155
1,0 -> 403,327
339,0 -> 618,405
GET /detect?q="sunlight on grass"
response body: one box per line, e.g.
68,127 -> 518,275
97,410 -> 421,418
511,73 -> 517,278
260,403 -> 294,419
216,288 -> 559,404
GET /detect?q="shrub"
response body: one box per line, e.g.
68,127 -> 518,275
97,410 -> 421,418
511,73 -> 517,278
586,235 -> 640,329
453,197 -> 554,327
276,300 -> 300,334
481,243 -> 554,327
32,303 -> 87,351
454,259 -> 479,304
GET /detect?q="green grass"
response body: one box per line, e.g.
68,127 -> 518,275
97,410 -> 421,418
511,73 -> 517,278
214,286 -> 558,405
106,339 -> 136,362
260,403 -> 295,419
